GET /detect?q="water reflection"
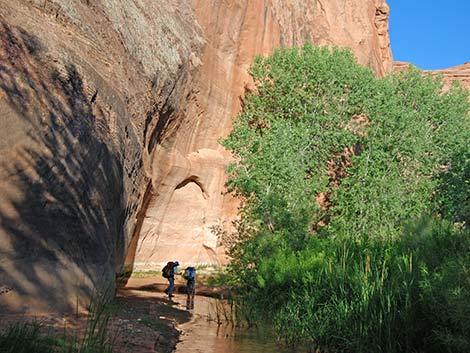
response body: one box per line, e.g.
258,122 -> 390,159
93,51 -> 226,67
175,295 -> 303,353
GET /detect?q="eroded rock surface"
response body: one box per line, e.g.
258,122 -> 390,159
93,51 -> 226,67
0,0 -> 391,311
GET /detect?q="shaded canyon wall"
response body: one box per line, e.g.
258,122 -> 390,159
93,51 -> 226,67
0,0 -> 204,312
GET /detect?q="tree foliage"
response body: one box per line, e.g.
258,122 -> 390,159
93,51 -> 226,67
222,44 -> 470,352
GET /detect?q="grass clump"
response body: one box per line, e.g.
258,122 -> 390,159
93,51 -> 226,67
0,322 -> 57,353
0,296 -> 115,353
130,270 -> 162,278
222,44 -> 470,352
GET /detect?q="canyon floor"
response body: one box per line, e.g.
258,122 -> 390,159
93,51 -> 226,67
1,274 -> 227,353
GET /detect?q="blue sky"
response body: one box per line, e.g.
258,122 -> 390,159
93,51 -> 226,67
387,0 -> 470,70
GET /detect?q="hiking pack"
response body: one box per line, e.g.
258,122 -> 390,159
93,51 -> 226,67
162,261 -> 174,278
184,266 -> 196,281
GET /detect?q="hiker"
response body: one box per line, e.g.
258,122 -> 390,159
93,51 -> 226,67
184,266 -> 196,309
183,266 -> 196,295
162,261 -> 179,299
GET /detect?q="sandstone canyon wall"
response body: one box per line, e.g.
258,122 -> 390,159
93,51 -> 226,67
0,0 -> 204,312
0,0 -> 391,312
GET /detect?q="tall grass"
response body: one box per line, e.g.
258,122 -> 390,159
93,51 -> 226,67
0,322 -> 57,353
75,295 -> 114,353
231,218 -> 470,353
0,295 -> 115,353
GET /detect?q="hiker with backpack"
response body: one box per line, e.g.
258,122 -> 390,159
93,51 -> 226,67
184,266 -> 196,309
162,261 -> 179,299
183,266 -> 196,295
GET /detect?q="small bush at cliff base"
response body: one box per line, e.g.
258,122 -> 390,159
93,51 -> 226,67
222,44 -> 470,353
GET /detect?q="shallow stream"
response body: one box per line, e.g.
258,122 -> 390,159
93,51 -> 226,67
174,295 -> 301,353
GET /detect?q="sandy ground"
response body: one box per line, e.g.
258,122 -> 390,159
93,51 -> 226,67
0,275 -> 196,353
0,273 -> 230,353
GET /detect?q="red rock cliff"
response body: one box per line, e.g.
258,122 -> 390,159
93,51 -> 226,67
0,0 -> 391,311
131,0 -> 393,270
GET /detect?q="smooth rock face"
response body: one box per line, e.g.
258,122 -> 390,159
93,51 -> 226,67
131,0 -> 393,271
0,0 -> 391,311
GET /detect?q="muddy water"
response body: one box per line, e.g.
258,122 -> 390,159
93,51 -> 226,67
174,295 -> 300,353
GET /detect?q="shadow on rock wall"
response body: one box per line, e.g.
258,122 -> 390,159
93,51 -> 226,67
0,22 -> 124,312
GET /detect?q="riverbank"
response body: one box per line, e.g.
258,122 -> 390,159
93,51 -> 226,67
1,290 -> 189,353
0,273 -> 228,353
1,273 -> 305,353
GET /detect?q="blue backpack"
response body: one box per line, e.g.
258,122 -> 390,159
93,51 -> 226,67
184,267 -> 196,281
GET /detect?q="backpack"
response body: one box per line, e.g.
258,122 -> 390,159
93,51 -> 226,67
162,262 -> 174,278
184,267 -> 196,281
